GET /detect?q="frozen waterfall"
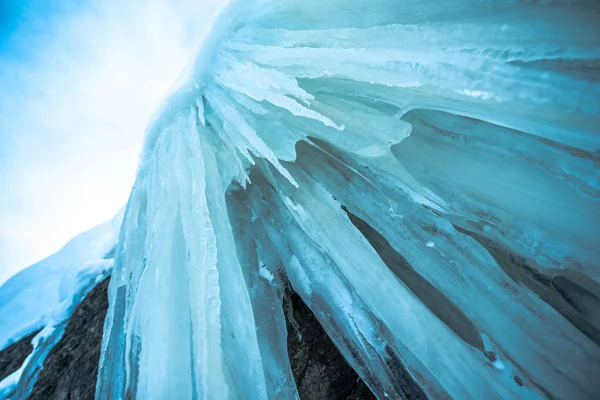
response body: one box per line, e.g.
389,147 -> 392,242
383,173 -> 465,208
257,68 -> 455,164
97,0 -> 600,399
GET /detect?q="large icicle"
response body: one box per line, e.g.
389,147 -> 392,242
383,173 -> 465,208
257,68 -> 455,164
96,0 -> 600,399
98,110 -> 267,399
294,139 -> 600,398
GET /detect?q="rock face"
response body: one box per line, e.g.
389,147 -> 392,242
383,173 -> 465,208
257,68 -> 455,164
0,277 -> 380,399
0,331 -> 38,383
284,290 -> 376,400
27,278 -> 109,400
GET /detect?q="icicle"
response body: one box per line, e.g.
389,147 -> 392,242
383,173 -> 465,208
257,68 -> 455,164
95,1 -> 600,399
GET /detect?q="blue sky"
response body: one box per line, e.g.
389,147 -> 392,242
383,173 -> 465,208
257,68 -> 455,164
0,0 -> 221,284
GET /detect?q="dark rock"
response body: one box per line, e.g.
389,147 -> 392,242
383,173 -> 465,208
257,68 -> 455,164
284,290 -> 376,400
27,277 -> 110,400
0,330 -> 39,382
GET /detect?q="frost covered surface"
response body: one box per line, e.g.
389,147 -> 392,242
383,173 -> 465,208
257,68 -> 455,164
0,212 -> 122,398
98,0 -> 600,399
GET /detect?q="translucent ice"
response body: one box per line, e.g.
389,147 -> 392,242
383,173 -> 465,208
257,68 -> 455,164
97,1 -> 600,399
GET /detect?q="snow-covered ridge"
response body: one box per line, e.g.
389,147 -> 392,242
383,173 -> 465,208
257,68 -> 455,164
0,210 -> 123,397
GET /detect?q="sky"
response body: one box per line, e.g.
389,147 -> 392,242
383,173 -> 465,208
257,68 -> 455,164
0,0 -> 222,285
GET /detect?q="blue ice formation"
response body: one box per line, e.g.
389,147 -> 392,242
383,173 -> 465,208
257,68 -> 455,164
88,0 -> 600,399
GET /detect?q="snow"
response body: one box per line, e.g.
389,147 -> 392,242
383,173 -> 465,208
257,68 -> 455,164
0,210 -> 123,352
258,262 -> 275,285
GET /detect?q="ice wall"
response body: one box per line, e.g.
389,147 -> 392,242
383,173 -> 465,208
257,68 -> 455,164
98,0 -> 600,399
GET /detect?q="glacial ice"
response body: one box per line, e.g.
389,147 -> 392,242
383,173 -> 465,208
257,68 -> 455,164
93,0 -> 599,399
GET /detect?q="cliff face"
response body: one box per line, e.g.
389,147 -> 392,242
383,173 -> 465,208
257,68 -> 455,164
284,290 -> 376,400
0,277 -> 379,399
26,278 -> 110,400
0,332 -> 38,384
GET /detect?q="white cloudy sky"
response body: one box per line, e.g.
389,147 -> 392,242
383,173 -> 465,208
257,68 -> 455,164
0,0 -> 223,284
